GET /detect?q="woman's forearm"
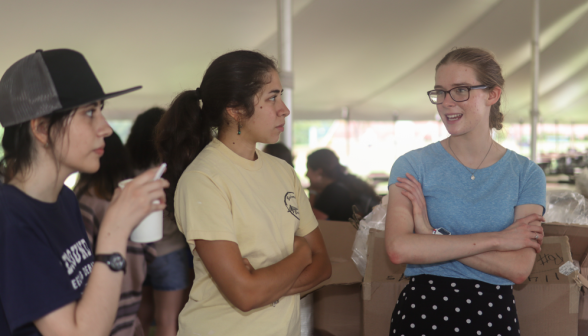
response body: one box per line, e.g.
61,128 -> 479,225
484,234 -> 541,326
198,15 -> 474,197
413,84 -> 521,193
238,246 -> 311,311
195,238 -> 312,313
458,248 -> 536,284
35,229 -> 130,336
285,249 -> 332,295
387,231 -> 500,265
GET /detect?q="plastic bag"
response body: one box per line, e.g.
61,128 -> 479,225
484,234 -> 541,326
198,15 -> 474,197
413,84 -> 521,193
575,168 -> 588,200
544,190 -> 588,225
351,195 -> 388,277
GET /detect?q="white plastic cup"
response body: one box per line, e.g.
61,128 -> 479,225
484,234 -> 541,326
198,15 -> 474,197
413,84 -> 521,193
118,178 -> 163,243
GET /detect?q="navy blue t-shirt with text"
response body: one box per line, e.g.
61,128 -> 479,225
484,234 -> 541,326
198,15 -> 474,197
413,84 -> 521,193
0,184 -> 94,336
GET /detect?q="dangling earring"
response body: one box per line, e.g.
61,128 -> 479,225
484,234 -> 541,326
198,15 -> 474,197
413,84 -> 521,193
237,122 -> 241,135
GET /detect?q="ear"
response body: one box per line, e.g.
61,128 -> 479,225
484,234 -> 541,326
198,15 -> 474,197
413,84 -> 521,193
29,118 -> 49,147
487,86 -> 502,106
226,107 -> 244,124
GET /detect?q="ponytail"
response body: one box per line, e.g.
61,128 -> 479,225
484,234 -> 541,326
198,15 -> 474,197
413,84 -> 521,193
155,90 -> 212,220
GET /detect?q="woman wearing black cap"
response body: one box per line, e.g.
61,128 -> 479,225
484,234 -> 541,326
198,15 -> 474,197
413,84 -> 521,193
0,49 -> 168,336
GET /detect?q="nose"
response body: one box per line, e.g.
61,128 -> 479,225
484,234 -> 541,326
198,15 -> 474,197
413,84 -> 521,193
279,98 -> 290,117
95,109 -> 113,138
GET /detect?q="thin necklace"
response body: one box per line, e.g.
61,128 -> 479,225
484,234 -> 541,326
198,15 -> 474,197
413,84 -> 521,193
448,137 -> 493,181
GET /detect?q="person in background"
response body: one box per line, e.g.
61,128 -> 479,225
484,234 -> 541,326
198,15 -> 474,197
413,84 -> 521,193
386,47 -> 546,335
155,50 -> 331,336
0,49 -> 167,336
263,142 -> 294,167
306,148 -> 380,221
128,108 -> 192,336
74,132 -> 149,336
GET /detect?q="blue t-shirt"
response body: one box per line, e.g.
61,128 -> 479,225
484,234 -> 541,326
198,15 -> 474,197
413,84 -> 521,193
0,184 -> 94,336
388,142 -> 546,285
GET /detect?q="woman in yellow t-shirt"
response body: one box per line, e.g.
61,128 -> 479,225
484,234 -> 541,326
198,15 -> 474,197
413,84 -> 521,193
155,50 -> 332,336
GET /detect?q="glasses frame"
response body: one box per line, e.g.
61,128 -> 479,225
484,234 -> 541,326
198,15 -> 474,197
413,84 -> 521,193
427,85 -> 488,105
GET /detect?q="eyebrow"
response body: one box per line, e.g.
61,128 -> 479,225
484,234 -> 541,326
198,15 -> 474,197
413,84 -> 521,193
269,89 -> 283,95
80,102 -> 101,108
434,83 -> 472,89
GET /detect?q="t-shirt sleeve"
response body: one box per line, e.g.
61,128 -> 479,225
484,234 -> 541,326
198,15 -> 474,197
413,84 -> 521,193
293,170 -> 318,237
388,154 -> 419,187
175,171 -> 236,243
0,215 -> 80,333
517,161 -> 547,214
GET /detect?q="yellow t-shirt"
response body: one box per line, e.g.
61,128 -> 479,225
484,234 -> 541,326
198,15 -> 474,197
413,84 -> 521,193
175,138 -> 318,336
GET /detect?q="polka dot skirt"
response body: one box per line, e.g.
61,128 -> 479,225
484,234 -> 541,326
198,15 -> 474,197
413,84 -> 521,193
389,275 -> 520,336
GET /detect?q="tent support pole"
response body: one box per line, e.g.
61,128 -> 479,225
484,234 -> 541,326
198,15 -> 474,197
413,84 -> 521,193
530,0 -> 540,162
278,0 -> 293,149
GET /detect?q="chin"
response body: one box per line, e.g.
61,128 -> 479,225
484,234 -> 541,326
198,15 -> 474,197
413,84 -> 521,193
262,134 -> 281,144
77,162 -> 101,174
444,123 -> 463,136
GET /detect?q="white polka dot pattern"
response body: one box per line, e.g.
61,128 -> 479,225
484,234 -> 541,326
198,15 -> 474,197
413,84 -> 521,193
390,276 -> 519,335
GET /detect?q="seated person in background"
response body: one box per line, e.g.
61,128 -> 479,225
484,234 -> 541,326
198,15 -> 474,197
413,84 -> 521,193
306,148 -> 380,221
74,132 -> 152,336
128,108 -> 192,336
263,143 -> 294,167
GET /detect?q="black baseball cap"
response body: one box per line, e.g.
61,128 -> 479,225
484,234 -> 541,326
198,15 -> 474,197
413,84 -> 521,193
0,49 -> 141,127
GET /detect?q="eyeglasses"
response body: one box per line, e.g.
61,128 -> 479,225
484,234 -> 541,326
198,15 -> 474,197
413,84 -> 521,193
427,85 -> 488,104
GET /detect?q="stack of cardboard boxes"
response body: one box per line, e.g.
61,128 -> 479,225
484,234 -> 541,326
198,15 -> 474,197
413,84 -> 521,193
306,220 -> 588,336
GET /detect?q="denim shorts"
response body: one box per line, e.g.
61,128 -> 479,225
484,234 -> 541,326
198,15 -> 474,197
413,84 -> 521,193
143,247 -> 192,291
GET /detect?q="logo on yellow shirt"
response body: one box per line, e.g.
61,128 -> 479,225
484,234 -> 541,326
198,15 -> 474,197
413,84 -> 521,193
284,192 -> 299,219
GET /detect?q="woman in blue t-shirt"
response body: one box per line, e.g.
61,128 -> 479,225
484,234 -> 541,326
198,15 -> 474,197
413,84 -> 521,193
385,48 -> 546,336
0,49 -> 168,336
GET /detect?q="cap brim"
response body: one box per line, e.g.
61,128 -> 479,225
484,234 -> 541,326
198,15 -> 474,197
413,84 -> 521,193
101,85 -> 142,101
53,85 -> 142,113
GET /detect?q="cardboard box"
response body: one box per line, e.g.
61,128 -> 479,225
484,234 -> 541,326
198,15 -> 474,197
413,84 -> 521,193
513,235 -> 584,336
305,220 -> 363,336
304,220 -> 363,295
362,229 -> 408,336
309,221 -> 588,336
542,222 -> 588,335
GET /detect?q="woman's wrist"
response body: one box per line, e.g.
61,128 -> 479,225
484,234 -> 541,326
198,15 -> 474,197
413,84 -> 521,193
415,222 -> 435,235
488,232 -> 502,251
98,214 -> 134,248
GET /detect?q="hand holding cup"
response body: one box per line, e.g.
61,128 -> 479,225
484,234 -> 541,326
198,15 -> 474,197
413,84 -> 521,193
104,164 -> 169,241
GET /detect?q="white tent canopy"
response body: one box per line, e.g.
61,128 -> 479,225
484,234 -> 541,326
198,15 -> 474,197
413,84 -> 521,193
2,0 -> 588,123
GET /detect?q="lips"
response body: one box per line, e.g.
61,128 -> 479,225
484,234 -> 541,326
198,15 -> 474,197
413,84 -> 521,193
94,147 -> 105,155
446,114 -> 463,122
276,124 -> 285,131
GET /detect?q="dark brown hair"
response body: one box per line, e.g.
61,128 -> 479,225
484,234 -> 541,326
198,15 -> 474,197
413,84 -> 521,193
436,47 -> 505,130
75,132 -> 133,200
155,50 -> 277,219
126,107 -> 165,172
0,110 -> 75,182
